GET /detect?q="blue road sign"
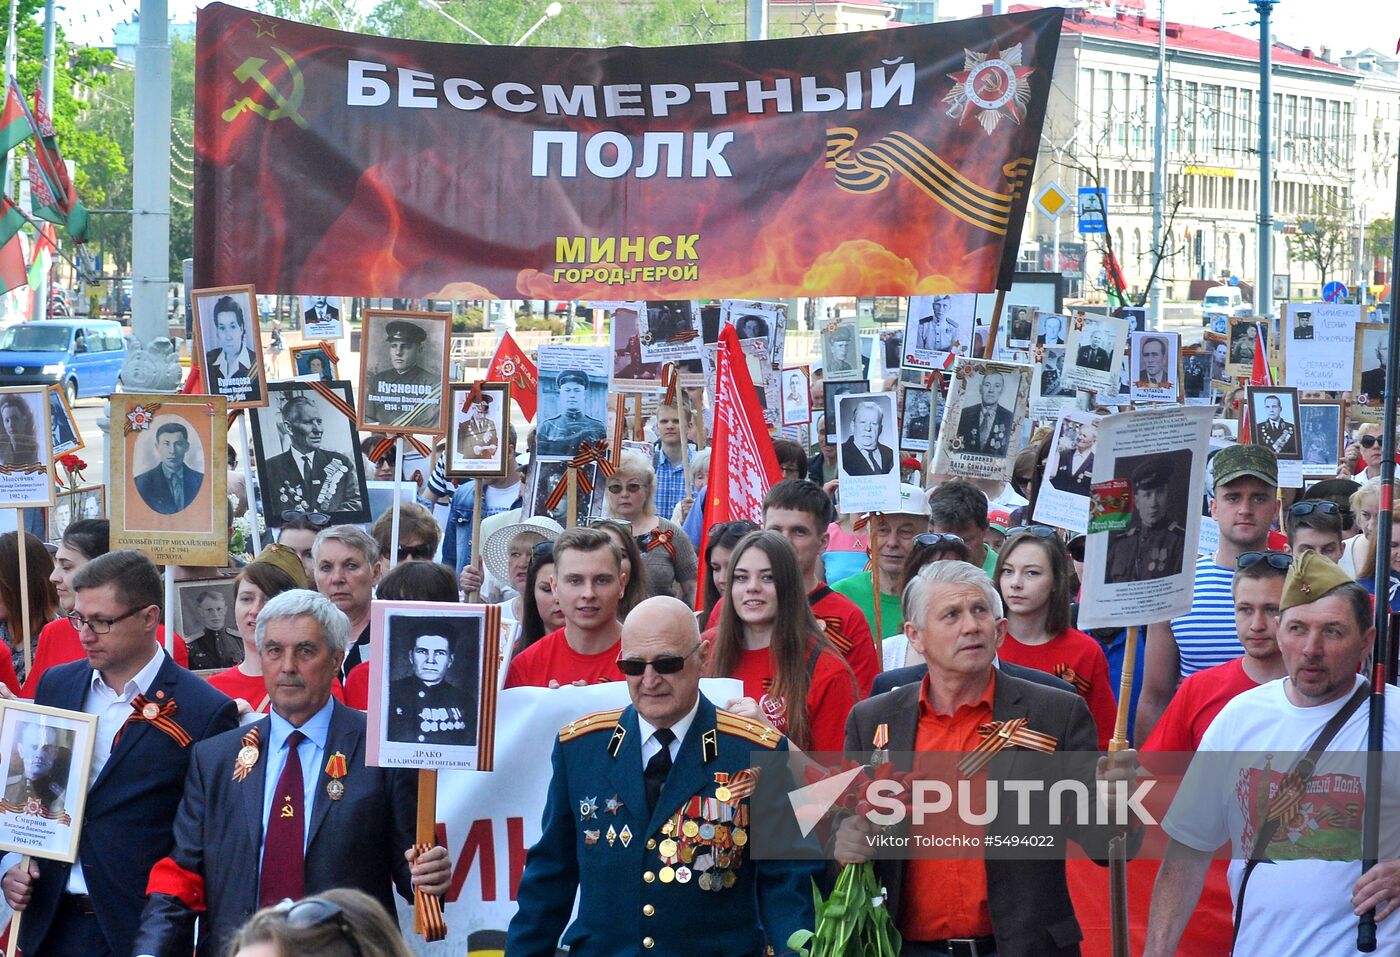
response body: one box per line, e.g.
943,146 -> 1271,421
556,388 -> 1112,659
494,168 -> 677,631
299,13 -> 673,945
1323,281 -> 1348,303
1078,187 -> 1107,234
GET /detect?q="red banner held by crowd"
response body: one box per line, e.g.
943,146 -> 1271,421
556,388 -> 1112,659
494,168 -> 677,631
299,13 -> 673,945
486,332 -> 538,421
194,3 -> 1061,299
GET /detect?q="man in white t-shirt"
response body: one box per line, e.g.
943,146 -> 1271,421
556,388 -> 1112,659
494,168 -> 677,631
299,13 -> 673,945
1144,552 -> 1400,956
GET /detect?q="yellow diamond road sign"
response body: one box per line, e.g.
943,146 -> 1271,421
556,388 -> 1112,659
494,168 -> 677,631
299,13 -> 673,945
1036,182 -> 1068,219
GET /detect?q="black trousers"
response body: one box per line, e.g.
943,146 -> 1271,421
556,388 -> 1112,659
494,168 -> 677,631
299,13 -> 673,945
31,897 -> 114,957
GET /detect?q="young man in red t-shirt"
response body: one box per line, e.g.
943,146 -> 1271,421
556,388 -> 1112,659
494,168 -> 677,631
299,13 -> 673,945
761,479 -> 877,697
505,527 -> 627,688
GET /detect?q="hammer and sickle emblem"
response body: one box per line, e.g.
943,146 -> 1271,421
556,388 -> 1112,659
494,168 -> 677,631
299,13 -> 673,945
280,802 -> 295,818
222,47 -> 309,129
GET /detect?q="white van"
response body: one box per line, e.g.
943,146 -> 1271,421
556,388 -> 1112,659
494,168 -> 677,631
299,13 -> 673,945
1202,286 -> 1250,333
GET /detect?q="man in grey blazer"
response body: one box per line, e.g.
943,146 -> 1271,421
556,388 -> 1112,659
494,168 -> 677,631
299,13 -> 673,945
133,590 -> 451,957
833,561 -> 1137,957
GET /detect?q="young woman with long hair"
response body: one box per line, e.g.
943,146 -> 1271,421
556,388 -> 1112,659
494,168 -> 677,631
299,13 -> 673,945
0,531 -> 59,691
699,520 -> 757,627
705,531 -> 856,752
994,527 -> 1116,748
515,542 -> 567,656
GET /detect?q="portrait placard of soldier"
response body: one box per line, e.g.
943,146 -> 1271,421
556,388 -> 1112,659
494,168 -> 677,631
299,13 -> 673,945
1299,401 -> 1344,477
1203,332 -> 1229,383
250,381 -> 370,528
527,458 -> 604,526
0,699 -> 98,862
1247,386 -> 1302,460
46,384 -> 83,457
289,343 -> 338,381
820,318 -> 863,382
48,485 -> 104,541
638,300 -> 701,364
607,301 -> 661,389
931,358 -> 1032,482
835,392 -> 901,514
1005,303 -> 1036,348
1032,410 -> 1102,534
299,295 -> 343,339
1181,348 -> 1214,405
1035,312 -> 1068,346
356,310 -> 450,436
1226,316 -> 1267,381
1031,345 -> 1077,418
0,386 -> 52,508
880,329 -> 903,376
1353,322 -> 1389,420
366,601 -> 501,772
112,393 -> 228,565
1063,313 -> 1128,395
446,382 -> 510,478
780,366 -> 811,426
535,344 -> 610,460
820,380 -> 869,444
1128,331 -> 1181,404
898,386 -> 934,453
1078,404 -> 1213,629
719,299 -> 786,370
903,294 -> 976,370
193,284 -> 266,410
174,578 -> 243,672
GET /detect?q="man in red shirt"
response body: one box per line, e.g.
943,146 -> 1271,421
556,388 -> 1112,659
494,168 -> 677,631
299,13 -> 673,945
761,479 -> 877,696
505,527 -> 627,688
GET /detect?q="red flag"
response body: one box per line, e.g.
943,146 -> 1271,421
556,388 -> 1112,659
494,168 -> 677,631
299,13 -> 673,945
0,233 -> 24,294
1249,323 -> 1272,387
695,325 -> 782,609
486,331 -> 538,421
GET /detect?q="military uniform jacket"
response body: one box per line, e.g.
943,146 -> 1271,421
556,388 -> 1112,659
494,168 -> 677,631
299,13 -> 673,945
1257,418 -> 1298,456
507,695 -> 821,957
388,676 -> 475,745
537,410 -> 607,457
262,448 -> 364,515
365,365 -> 441,429
1105,518 -> 1185,584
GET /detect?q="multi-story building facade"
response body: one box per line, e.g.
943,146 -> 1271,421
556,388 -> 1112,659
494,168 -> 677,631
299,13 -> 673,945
1026,5 -> 1400,305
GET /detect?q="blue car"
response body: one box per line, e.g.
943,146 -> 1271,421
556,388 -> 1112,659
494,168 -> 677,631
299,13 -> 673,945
0,320 -> 127,402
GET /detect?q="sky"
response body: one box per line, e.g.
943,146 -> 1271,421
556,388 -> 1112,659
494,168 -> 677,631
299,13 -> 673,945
60,0 -> 1400,59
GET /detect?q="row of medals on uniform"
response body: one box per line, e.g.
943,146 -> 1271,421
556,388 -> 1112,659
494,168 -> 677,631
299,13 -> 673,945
580,774 -> 749,890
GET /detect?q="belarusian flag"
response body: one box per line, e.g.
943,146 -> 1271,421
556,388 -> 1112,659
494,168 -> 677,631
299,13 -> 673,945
0,198 -> 25,249
27,84 -> 86,243
27,148 -> 62,224
0,80 -> 30,157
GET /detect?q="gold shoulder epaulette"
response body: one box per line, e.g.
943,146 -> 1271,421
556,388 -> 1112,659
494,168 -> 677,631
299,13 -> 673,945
558,708 -> 624,743
716,711 -> 782,749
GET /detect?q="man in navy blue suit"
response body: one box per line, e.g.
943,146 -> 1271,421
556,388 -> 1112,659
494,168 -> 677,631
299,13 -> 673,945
0,551 -> 238,957
133,589 -> 451,957
133,422 -> 204,515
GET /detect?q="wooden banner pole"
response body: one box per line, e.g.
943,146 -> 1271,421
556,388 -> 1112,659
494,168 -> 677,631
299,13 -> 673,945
468,479 -> 485,602
15,520 -> 30,677
389,437 -> 405,570
868,515 -> 883,657
163,564 -> 176,655
238,416 -> 261,554
4,856 -> 27,957
982,289 -> 1009,360
677,394 -> 693,499
1107,623 -> 1142,957
412,770 -> 446,941
566,467 -> 579,529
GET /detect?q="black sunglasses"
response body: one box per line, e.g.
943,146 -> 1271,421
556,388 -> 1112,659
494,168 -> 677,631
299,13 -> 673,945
281,509 -> 331,528
275,897 -> 364,957
1289,501 -> 1339,517
1360,435 -> 1381,449
392,542 -> 436,562
1237,551 -> 1294,570
616,642 -> 703,677
914,532 -> 965,548
1005,525 -> 1059,540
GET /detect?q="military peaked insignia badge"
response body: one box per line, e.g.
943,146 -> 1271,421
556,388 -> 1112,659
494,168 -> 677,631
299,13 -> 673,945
944,43 -> 1035,135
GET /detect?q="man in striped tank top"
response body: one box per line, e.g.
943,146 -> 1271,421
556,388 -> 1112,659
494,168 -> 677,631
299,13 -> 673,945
1136,444 -> 1278,743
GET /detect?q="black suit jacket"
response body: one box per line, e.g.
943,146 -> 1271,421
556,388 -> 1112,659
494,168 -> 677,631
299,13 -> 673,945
23,656 -> 237,957
845,671 -> 1113,957
303,305 -> 340,324
262,447 -> 364,515
956,402 -> 1015,455
134,464 -> 204,515
134,701 -> 417,957
839,438 -> 894,476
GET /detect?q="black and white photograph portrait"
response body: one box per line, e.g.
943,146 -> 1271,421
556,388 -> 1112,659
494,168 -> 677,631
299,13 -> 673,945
0,389 -> 48,505
46,385 -> 82,457
1119,307 -> 1148,332
1204,333 -> 1229,382
1049,418 -> 1097,497
835,392 -> 900,513
175,579 -> 243,672
290,344 -> 337,381
194,284 -> 265,410
899,387 -> 934,453
932,358 -> 1032,482
606,301 -> 659,388
357,311 -> 450,436
720,299 -> 786,369
1063,313 -> 1128,396
0,700 -> 98,862
880,330 -> 903,376
905,294 -> 975,365
447,382 -> 510,478
1299,401 -> 1343,476
1006,304 -> 1036,348
1035,312 -> 1067,346
1104,449 -> 1192,584
1226,317 -> 1266,380
1182,349 -> 1213,404
535,344 -> 610,460
367,602 -> 501,771
48,485 -> 104,541
821,319 -> 863,382
821,380 -> 869,443
1037,346 -> 1075,399
252,381 -> 370,527
1248,386 -> 1302,460
1355,323 -> 1388,407
781,366 -> 811,426
639,300 -> 701,364
299,295 -> 343,339
528,458 -> 604,525
1073,321 -> 1115,373
1129,331 -> 1180,404
1291,309 -> 1314,341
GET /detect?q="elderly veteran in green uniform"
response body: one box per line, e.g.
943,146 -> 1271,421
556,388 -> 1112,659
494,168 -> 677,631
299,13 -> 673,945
508,596 -> 820,957
537,369 -> 607,458
1106,458 -> 1187,583
364,320 -> 441,430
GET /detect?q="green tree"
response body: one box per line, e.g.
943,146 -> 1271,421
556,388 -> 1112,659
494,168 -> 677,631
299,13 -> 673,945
1288,215 -> 1351,290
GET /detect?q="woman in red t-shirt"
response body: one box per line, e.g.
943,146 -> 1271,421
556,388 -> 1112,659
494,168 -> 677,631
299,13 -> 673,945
994,527 -> 1117,748
207,558 -> 303,714
705,530 -> 856,753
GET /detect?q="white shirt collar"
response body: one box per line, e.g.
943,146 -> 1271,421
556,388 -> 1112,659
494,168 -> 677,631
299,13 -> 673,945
90,643 -> 166,700
637,695 -> 701,751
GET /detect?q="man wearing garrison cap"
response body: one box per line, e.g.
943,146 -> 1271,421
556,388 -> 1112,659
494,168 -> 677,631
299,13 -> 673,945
364,320 -> 441,430
537,369 -> 606,457
1105,458 -> 1186,583
1145,551 -> 1400,956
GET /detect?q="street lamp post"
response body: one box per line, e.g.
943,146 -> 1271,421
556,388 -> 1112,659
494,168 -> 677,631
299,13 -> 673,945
515,2 -> 563,45
1254,0 -> 1278,325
